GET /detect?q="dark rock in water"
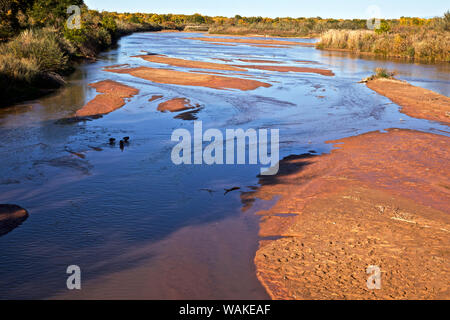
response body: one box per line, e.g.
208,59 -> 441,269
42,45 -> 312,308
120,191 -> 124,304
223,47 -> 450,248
0,204 -> 29,238
119,140 -> 125,151
123,136 -> 130,143
109,138 -> 116,145
174,106 -> 203,121
224,187 -> 240,195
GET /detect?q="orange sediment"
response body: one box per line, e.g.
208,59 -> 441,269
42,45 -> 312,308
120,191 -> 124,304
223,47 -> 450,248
157,98 -> 195,112
235,65 -> 335,76
187,37 -> 315,47
134,54 -> 246,71
75,80 -> 139,117
366,78 -> 450,125
149,95 -> 164,102
243,129 -> 450,299
105,66 -> 271,91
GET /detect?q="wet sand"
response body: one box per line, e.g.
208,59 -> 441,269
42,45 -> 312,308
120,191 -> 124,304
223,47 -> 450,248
205,33 -> 313,39
135,54 -> 246,71
366,78 -> 450,125
234,65 -> 334,76
244,129 -> 449,299
157,98 -> 195,112
75,80 -> 139,117
129,55 -> 333,77
148,95 -> 164,102
106,66 -> 271,91
187,37 -> 315,47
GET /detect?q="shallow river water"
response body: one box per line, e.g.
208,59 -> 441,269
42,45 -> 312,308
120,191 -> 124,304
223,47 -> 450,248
0,32 -> 449,299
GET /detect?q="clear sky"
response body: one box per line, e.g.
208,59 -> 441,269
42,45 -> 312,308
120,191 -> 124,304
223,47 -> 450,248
84,0 -> 448,19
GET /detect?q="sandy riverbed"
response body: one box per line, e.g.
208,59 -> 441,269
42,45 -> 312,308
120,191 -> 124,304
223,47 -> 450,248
243,129 -> 449,299
135,54 -> 247,71
105,66 -> 272,91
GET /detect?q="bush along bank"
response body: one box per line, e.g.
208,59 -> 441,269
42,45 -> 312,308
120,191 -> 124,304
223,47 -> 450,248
316,12 -> 450,63
0,4 -> 163,107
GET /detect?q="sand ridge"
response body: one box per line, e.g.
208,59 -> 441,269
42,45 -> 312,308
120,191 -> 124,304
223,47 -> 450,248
234,64 -> 335,76
187,37 -> 315,47
132,55 -> 333,76
157,98 -> 197,112
134,54 -> 247,71
105,66 -> 272,91
366,78 -> 450,125
75,80 -> 139,117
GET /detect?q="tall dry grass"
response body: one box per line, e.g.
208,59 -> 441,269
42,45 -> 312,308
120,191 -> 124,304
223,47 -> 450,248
0,28 -> 71,104
317,29 -> 450,62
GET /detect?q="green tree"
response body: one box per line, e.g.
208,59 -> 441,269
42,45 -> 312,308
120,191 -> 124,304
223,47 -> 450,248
375,21 -> 391,34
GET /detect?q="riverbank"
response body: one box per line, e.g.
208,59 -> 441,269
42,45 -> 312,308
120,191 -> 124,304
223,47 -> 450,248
0,24 -> 160,108
365,78 -> 450,125
244,129 -> 450,299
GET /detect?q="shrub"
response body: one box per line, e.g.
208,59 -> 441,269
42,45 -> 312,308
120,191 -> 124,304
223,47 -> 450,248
374,67 -> 395,78
0,54 -> 40,84
317,18 -> 450,63
0,28 -> 68,73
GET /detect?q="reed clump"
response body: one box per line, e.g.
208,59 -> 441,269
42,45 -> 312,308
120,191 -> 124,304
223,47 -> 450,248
360,68 -> 396,82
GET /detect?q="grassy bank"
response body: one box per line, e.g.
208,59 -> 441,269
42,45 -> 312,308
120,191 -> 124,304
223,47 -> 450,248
0,2 -> 167,106
316,12 -> 450,63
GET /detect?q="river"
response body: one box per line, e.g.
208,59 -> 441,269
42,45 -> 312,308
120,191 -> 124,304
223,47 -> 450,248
0,32 -> 448,299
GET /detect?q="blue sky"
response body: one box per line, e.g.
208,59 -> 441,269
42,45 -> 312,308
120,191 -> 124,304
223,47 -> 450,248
84,0 -> 448,19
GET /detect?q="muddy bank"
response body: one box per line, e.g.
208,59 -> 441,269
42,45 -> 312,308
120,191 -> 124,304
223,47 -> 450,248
366,78 -> 450,125
0,204 -> 28,237
244,129 -> 449,299
187,37 -> 315,47
75,80 -> 139,117
135,55 -> 246,71
106,66 -> 271,91
235,65 -> 334,76
157,98 -> 196,112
